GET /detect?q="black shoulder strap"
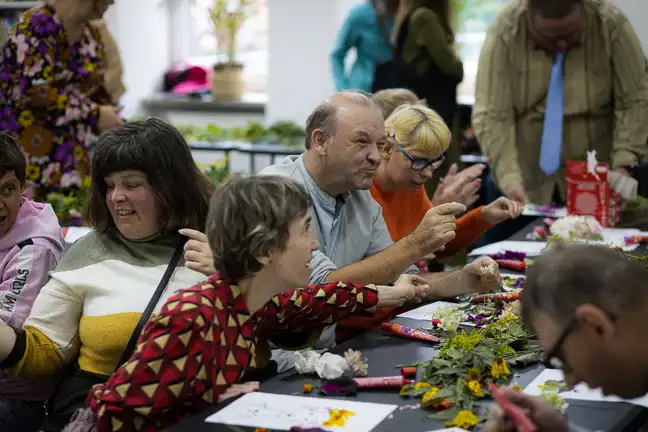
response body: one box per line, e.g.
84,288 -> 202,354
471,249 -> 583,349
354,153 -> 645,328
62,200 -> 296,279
372,0 -> 394,56
114,241 -> 185,370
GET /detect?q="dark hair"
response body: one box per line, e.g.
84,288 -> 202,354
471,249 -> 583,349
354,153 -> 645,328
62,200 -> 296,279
206,175 -> 311,281
522,243 -> 646,329
0,133 -> 26,183
528,0 -> 582,18
86,118 -> 215,233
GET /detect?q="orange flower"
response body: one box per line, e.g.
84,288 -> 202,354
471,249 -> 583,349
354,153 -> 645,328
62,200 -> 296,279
303,383 -> 313,393
20,125 -> 53,157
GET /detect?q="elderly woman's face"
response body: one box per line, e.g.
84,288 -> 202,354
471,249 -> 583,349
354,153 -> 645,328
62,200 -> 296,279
105,170 -> 160,240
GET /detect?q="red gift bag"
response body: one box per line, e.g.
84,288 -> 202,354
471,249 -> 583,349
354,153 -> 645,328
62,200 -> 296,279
566,160 -> 622,227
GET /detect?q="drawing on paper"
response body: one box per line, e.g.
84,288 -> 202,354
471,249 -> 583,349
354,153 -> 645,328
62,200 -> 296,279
241,401 -> 355,428
322,409 -> 355,428
205,392 -> 397,432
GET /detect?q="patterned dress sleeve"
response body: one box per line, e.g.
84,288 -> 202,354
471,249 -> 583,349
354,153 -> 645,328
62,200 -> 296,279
256,282 -> 380,334
88,282 -> 256,431
0,10 -> 100,131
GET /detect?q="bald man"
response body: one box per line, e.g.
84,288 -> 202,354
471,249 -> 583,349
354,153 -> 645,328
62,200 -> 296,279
259,91 -> 501,348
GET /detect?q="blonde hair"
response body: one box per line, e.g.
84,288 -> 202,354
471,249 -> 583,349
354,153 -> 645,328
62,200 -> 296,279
384,104 -> 451,157
372,88 -> 425,119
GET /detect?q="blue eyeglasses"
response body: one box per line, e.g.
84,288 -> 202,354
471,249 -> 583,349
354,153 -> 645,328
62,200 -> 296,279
394,143 -> 445,171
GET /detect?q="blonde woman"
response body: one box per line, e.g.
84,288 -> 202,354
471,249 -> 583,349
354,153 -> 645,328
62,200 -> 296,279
372,88 -> 486,209
336,104 -> 523,340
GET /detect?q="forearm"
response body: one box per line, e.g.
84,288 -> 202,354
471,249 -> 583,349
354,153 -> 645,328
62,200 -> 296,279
325,238 -> 422,285
421,270 -> 466,299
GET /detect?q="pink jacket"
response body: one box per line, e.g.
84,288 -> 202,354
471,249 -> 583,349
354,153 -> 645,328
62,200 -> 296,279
0,199 -> 64,400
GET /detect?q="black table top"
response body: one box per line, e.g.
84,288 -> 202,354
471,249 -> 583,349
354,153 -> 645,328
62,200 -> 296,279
167,219 -> 648,432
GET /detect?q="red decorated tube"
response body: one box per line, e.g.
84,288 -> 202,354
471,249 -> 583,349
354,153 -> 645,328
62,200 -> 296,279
354,376 -> 413,389
401,366 -> 417,378
470,291 -> 521,303
381,322 -> 443,343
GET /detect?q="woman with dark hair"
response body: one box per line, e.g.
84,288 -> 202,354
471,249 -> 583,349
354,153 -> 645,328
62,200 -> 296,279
0,118 -> 213,431
0,0 -> 123,201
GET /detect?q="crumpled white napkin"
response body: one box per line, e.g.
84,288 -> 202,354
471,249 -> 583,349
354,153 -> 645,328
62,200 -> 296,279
293,350 -> 348,379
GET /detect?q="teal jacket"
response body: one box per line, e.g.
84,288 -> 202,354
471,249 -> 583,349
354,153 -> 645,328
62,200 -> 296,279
330,1 -> 393,92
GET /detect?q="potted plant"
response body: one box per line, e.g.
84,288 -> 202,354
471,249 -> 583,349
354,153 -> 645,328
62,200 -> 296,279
209,0 -> 250,101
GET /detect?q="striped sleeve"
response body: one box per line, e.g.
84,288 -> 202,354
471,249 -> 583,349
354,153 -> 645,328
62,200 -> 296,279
609,12 -> 648,167
0,243 -> 57,330
3,277 -> 82,378
472,28 -> 521,194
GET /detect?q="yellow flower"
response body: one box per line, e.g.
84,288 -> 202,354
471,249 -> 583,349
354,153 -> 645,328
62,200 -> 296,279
42,65 -> 53,80
446,410 -> 479,429
414,382 -> 431,390
421,387 -> 444,408
467,380 -> 484,398
26,164 -> 40,181
84,60 -> 96,72
491,358 -> 510,380
82,176 -> 92,189
215,156 -> 230,168
512,384 -> 523,392
323,409 -> 355,427
467,367 -> 481,381
19,111 -> 35,128
57,94 -> 69,110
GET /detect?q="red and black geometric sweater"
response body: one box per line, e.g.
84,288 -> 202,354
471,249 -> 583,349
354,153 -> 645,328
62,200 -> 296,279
87,275 -> 379,431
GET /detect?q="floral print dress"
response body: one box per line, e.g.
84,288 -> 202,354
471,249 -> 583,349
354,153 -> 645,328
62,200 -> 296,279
0,5 -> 110,201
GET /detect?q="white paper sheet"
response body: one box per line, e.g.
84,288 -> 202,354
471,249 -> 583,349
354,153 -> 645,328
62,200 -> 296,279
468,241 -> 547,257
522,204 -> 567,218
205,392 -> 398,431
524,369 -> 648,408
396,301 -> 467,322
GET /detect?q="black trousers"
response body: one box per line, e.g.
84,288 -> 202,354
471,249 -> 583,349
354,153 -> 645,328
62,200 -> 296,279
0,397 -> 46,432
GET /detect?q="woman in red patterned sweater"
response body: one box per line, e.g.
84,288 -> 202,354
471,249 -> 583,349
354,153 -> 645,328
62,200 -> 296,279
73,175 -> 427,431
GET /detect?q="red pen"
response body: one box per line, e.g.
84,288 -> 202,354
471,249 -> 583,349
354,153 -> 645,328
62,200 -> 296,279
488,383 -> 538,432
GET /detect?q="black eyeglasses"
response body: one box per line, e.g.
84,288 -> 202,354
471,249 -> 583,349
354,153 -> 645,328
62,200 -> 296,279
394,143 -> 445,171
542,318 -> 577,370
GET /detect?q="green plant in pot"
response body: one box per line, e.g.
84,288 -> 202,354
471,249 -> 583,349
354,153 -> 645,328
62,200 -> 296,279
209,0 -> 250,101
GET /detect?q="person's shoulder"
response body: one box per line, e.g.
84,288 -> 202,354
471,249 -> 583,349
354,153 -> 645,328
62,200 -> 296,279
258,156 -> 303,182
52,230 -> 111,273
411,6 -> 440,23
592,0 -> 632,32
21,7 -> 61,31
487,0 -> 526,40
347,2 -> 375,21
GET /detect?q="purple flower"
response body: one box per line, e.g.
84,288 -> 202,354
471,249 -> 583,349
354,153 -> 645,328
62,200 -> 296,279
0,108 -> 19,132
489,250 -> 527,261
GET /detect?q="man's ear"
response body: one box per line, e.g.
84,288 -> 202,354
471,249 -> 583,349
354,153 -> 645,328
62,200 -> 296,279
311,129 -> 328,155
257,255 -> 272,267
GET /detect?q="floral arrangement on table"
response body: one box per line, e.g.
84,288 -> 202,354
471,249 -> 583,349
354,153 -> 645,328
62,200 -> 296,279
398,312 -> 544,429
176,121 -> 307,148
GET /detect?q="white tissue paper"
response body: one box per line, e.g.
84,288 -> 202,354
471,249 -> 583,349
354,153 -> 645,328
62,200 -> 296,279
293,350 -> 349,379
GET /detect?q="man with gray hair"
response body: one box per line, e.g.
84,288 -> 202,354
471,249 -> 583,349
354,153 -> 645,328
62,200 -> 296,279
485,243 -> 648,432
260,91 -> 501,348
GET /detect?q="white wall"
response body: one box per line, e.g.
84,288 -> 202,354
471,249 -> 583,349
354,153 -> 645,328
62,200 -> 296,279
104,0 -> 171,119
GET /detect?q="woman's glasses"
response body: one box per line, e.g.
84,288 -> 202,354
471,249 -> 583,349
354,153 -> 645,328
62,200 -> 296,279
394,143 -> 445,171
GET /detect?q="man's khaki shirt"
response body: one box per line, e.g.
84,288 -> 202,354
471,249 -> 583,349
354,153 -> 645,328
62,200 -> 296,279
472,0 -> 648,204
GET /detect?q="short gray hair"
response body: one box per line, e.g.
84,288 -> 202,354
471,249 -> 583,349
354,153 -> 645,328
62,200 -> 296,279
522,243 -> 646,328
206,175 -> 312,281
304,90 -> 375,149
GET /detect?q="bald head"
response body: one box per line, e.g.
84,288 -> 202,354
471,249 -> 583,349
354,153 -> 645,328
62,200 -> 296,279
304,91 -> 378,149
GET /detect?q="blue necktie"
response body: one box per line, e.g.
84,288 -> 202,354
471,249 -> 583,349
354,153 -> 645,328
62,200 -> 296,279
539,52 -> 565,176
